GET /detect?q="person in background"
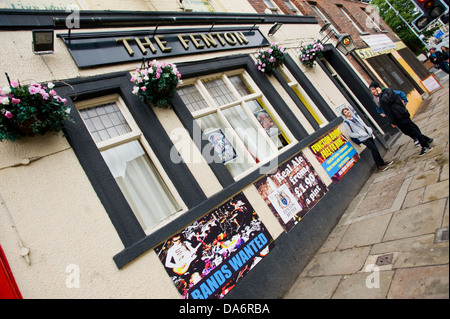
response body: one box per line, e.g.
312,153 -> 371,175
441,46 -> 449,65
342,107 -> 393,172
369,82 -> 434,158
429,47 -> 449,74
371,81 -> 419,147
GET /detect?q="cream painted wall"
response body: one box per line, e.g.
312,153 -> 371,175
80,0 -> 155,10
0,7 -> 365,297
149,0 -> 255,13
0,136 -> 179,298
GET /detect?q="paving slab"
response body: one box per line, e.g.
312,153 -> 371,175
440,163 -> 449,181
423,180 -> 449,203
388,265 -> 449,299
402,187 -> 425,209
318,224 -> 349,253
353,172 -> 407,218
372,234 -> 449,269
332,271 -> 395,299
337,214 -> 392,250
408,168 -> 441,191
383,199 -> 447,241
301,247 -> 371,277
284,276 -> 342,299
444,200 -> 449,228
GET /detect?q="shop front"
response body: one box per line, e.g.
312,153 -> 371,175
0,9 -> 381,299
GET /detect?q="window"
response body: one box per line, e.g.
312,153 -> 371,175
178,71 -> 292,179
310,4 -> 340,35
278,66 -> 327,127
76,95 -> 183,233
263,0 -> 280,14
338,6 -> 366,34
283,0 -> 301,15
178,0 -> 216,12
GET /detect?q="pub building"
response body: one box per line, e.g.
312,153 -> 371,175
0,1 -> 406,299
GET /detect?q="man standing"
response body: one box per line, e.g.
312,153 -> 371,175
371,82 -> 419,147
369,82 -> 434,157
429,47 -> 449,74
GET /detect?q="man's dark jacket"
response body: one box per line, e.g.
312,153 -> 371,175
378,88 -> 410,125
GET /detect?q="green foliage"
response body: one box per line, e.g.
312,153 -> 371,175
254,43 -> 287,75
0,80 -> 72,142
299,40 -> 325,68
370,0 -> 439,54
131,60 -> 182,109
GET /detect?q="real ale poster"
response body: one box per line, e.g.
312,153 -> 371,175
253,152 -> 328,232
154,192 -> 274,299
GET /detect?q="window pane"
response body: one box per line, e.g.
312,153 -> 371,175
196,113 -> 251,177
202,77 -> 235,106
101,140 -> 181,231
80,102 -> 131,143
246,100 -> 288,149
229,74 -> 253,97
183,0 -> 215,12
263,0 -> 275,7
222,105 -> 274,162
177,84 -> 209,113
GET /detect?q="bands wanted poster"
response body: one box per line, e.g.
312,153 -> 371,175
154,192 -> 274,299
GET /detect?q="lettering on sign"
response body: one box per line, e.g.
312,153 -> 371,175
60,28 -> 268,68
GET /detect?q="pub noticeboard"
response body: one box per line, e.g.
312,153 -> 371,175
58,27 -> 270,68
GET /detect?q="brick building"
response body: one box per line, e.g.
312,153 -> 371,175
249,0 -> 433,125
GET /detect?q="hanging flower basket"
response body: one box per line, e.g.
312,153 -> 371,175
254,43 -> 287,75
131,60 -> 182,109
299,40 -> 325,67
0,75 -> 71,142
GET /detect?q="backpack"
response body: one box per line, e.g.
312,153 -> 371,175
344,119 -> 367,145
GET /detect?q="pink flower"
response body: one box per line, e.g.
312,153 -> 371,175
4,111 -> 13,119
28,86 -> 40,95
141,86 -> 147,92
12,98 -> 20,105
156,73 -> 161,79
10,81 -> 19,88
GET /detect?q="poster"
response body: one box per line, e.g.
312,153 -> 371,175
154,192 -> 274,299
309,127 -> 359,183
205,128 -> 237,164
254,152 -> 328,232
254,109 -> 280,137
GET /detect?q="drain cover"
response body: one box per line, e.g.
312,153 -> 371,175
435,227 -> 449,244
375,253 -> 394,266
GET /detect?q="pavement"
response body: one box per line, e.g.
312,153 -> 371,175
284,71 -> 449,299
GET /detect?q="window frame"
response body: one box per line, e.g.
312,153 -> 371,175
309,3 -> 340,36
56,72 -> 207,250
337,5 -> 367,35
277,65 -> 328,127
178,0 -> 217,12
75,94 -> 187,235
178,69 -> 296,181
263,0 -> 281,14
283,0 -> 301,15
